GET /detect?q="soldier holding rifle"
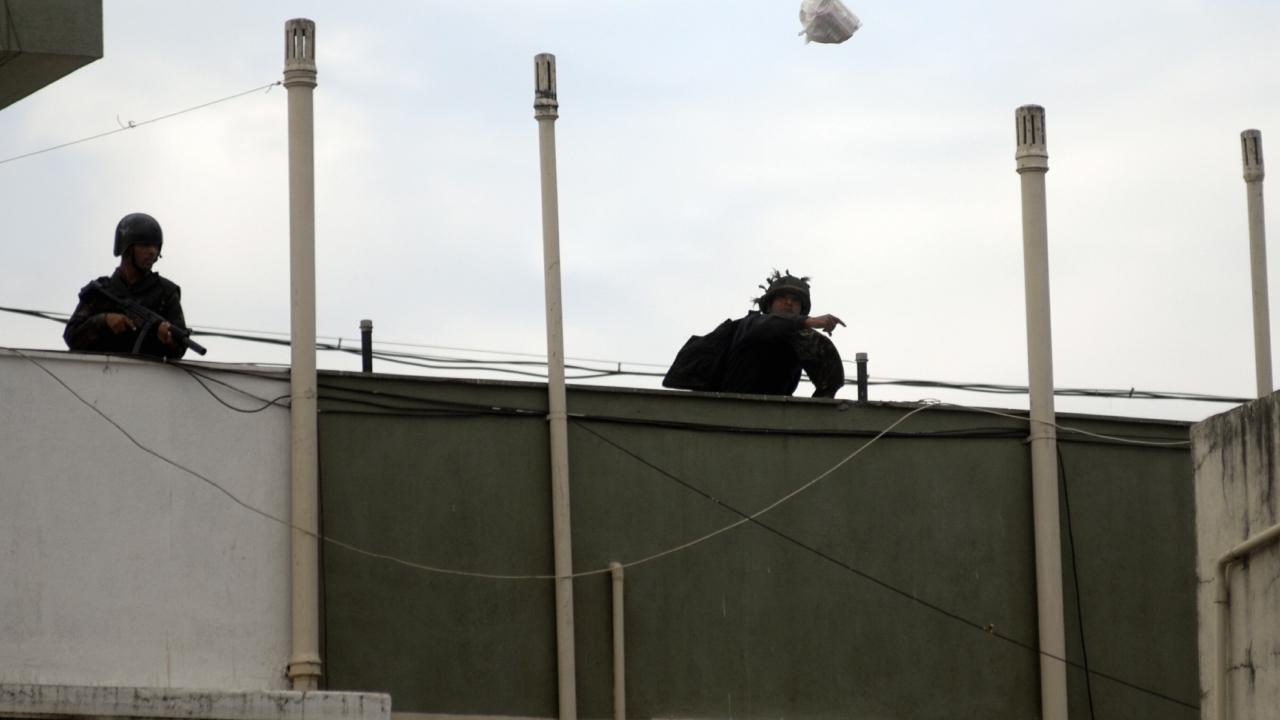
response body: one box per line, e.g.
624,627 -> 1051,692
64,212 -> 201,359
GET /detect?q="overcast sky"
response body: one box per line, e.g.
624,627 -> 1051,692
4,0 -> 1279,422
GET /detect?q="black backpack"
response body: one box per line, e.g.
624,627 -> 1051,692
662,318 -> 738,391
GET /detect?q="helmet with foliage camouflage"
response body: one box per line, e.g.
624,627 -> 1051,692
754,269 -> 812,315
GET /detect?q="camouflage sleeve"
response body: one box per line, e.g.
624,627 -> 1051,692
62,283 -> 110,351
737,312 -> 807,344
793,330 -> 846,398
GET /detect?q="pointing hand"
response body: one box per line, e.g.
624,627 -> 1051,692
805,314 -> 846,336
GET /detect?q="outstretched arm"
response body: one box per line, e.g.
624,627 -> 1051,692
804,313 -> 846,335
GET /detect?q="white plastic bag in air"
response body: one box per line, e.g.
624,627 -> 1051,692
799,0 -> 861,44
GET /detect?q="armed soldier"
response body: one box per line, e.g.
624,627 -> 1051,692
720,270 -> 846,397
64,212 -> 195,359
664,270 -> 846,397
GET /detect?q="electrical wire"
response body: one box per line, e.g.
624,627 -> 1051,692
309,377 -> 1191,450
193,329 -> 633,381
5,348 -> 1198,711
560,410 -> 1188,449
5,348 -> 534,579
193,322 -> 672,369
35,342 -> 1191,455
876,378 -> 1250,404
3,347 -> 932,581
1058,448 -> 1097,720
309,376 -> 1192,712
180,365 -> 290,413
0,339 -> 1196,450
595,402 -> 937,573
0,81 -> 282,166
887,379 -> 1230,404
0,306 -> 67,323
6,309 -> 658,378
573,420 -> 1197,713
0,305 -> 1253,407
936,403 -> 1191,447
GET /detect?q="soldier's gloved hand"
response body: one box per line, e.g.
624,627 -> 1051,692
105,313 -> 136,335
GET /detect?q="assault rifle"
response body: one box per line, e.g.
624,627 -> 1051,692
88,279 -> 207,356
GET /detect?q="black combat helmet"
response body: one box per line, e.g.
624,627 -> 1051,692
755,270 -> 812,315
113,212 -> 163,257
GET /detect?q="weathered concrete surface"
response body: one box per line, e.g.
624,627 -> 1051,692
0,684 -> 389,720
1192,396 -> 1280,719
0,351 -> 1202,718
318,372 -> 1199,719
0,351 -> 291,690
392,715 -> 546,720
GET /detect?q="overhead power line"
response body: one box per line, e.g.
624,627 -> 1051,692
0,81 -> 282,166
3,348 -> 1198,712
574,421 -> 1196,713
0,305 -> 1253,406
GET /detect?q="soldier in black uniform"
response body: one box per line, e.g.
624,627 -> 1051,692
64,212 -> 189,360
665,271 -> 847,398
719,271 -> 846,398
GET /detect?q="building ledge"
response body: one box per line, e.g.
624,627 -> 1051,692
0,685 -> 390,720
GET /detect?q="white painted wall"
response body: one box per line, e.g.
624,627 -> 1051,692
0,350 -> 292,690
1192,395 -> 1280,720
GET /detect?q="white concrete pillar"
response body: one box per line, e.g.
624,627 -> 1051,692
284,17 -> 321,692
1014,104 -> 1068,720
1242,129 -> 1272,397
534,52 -> 578,720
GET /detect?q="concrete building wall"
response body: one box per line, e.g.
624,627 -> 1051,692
1192,396 -> 1280,720
0,0 -> 102,109
0,353 -> 1203,718
0,351 -> 292,690
317,372 -> 1199,720
0,684 -> 391,720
